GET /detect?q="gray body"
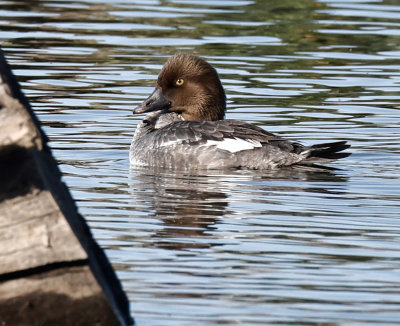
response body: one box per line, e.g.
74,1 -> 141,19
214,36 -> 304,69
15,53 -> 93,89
130,111 -> 347,171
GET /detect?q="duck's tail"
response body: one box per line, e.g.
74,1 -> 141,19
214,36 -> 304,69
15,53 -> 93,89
302,141 -> 351,164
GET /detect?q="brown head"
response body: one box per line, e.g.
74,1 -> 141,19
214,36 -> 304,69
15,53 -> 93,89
134,53 -> 226,121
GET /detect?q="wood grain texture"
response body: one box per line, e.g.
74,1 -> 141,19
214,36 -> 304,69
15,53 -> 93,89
0,265 -> 119,326
0,189 -> 87,275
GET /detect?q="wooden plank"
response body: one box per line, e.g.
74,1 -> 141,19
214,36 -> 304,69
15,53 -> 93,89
0,189 -> 87,275
0,265 -> 119,326
0,46 -> 134,325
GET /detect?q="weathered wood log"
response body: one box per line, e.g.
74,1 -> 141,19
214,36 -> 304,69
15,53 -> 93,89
0,47 -> 134,326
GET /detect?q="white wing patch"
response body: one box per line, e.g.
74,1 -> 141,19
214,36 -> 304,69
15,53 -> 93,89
158,137 -> 262,153
204,137 -> 262,153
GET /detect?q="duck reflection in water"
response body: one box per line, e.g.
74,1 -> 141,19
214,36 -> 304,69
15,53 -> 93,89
129,167 -> 348,251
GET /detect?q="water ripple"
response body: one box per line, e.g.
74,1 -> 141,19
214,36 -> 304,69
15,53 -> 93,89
1,0 -> 400,325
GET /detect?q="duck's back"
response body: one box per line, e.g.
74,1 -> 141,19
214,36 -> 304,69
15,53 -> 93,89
130,118 -> 344,170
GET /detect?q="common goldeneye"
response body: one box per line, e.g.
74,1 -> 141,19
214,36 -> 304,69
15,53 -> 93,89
130,53 -> 350,170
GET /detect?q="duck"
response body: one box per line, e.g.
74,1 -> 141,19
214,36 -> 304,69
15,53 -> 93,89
130,53 -> 350,170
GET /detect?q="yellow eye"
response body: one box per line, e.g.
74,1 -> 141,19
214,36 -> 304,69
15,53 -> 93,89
175,78 -> 184,86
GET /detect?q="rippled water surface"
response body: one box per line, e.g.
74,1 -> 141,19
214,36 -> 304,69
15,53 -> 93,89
2,0 -> 400,325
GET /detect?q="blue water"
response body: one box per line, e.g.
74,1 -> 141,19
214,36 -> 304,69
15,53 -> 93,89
1,0 -> 400,325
